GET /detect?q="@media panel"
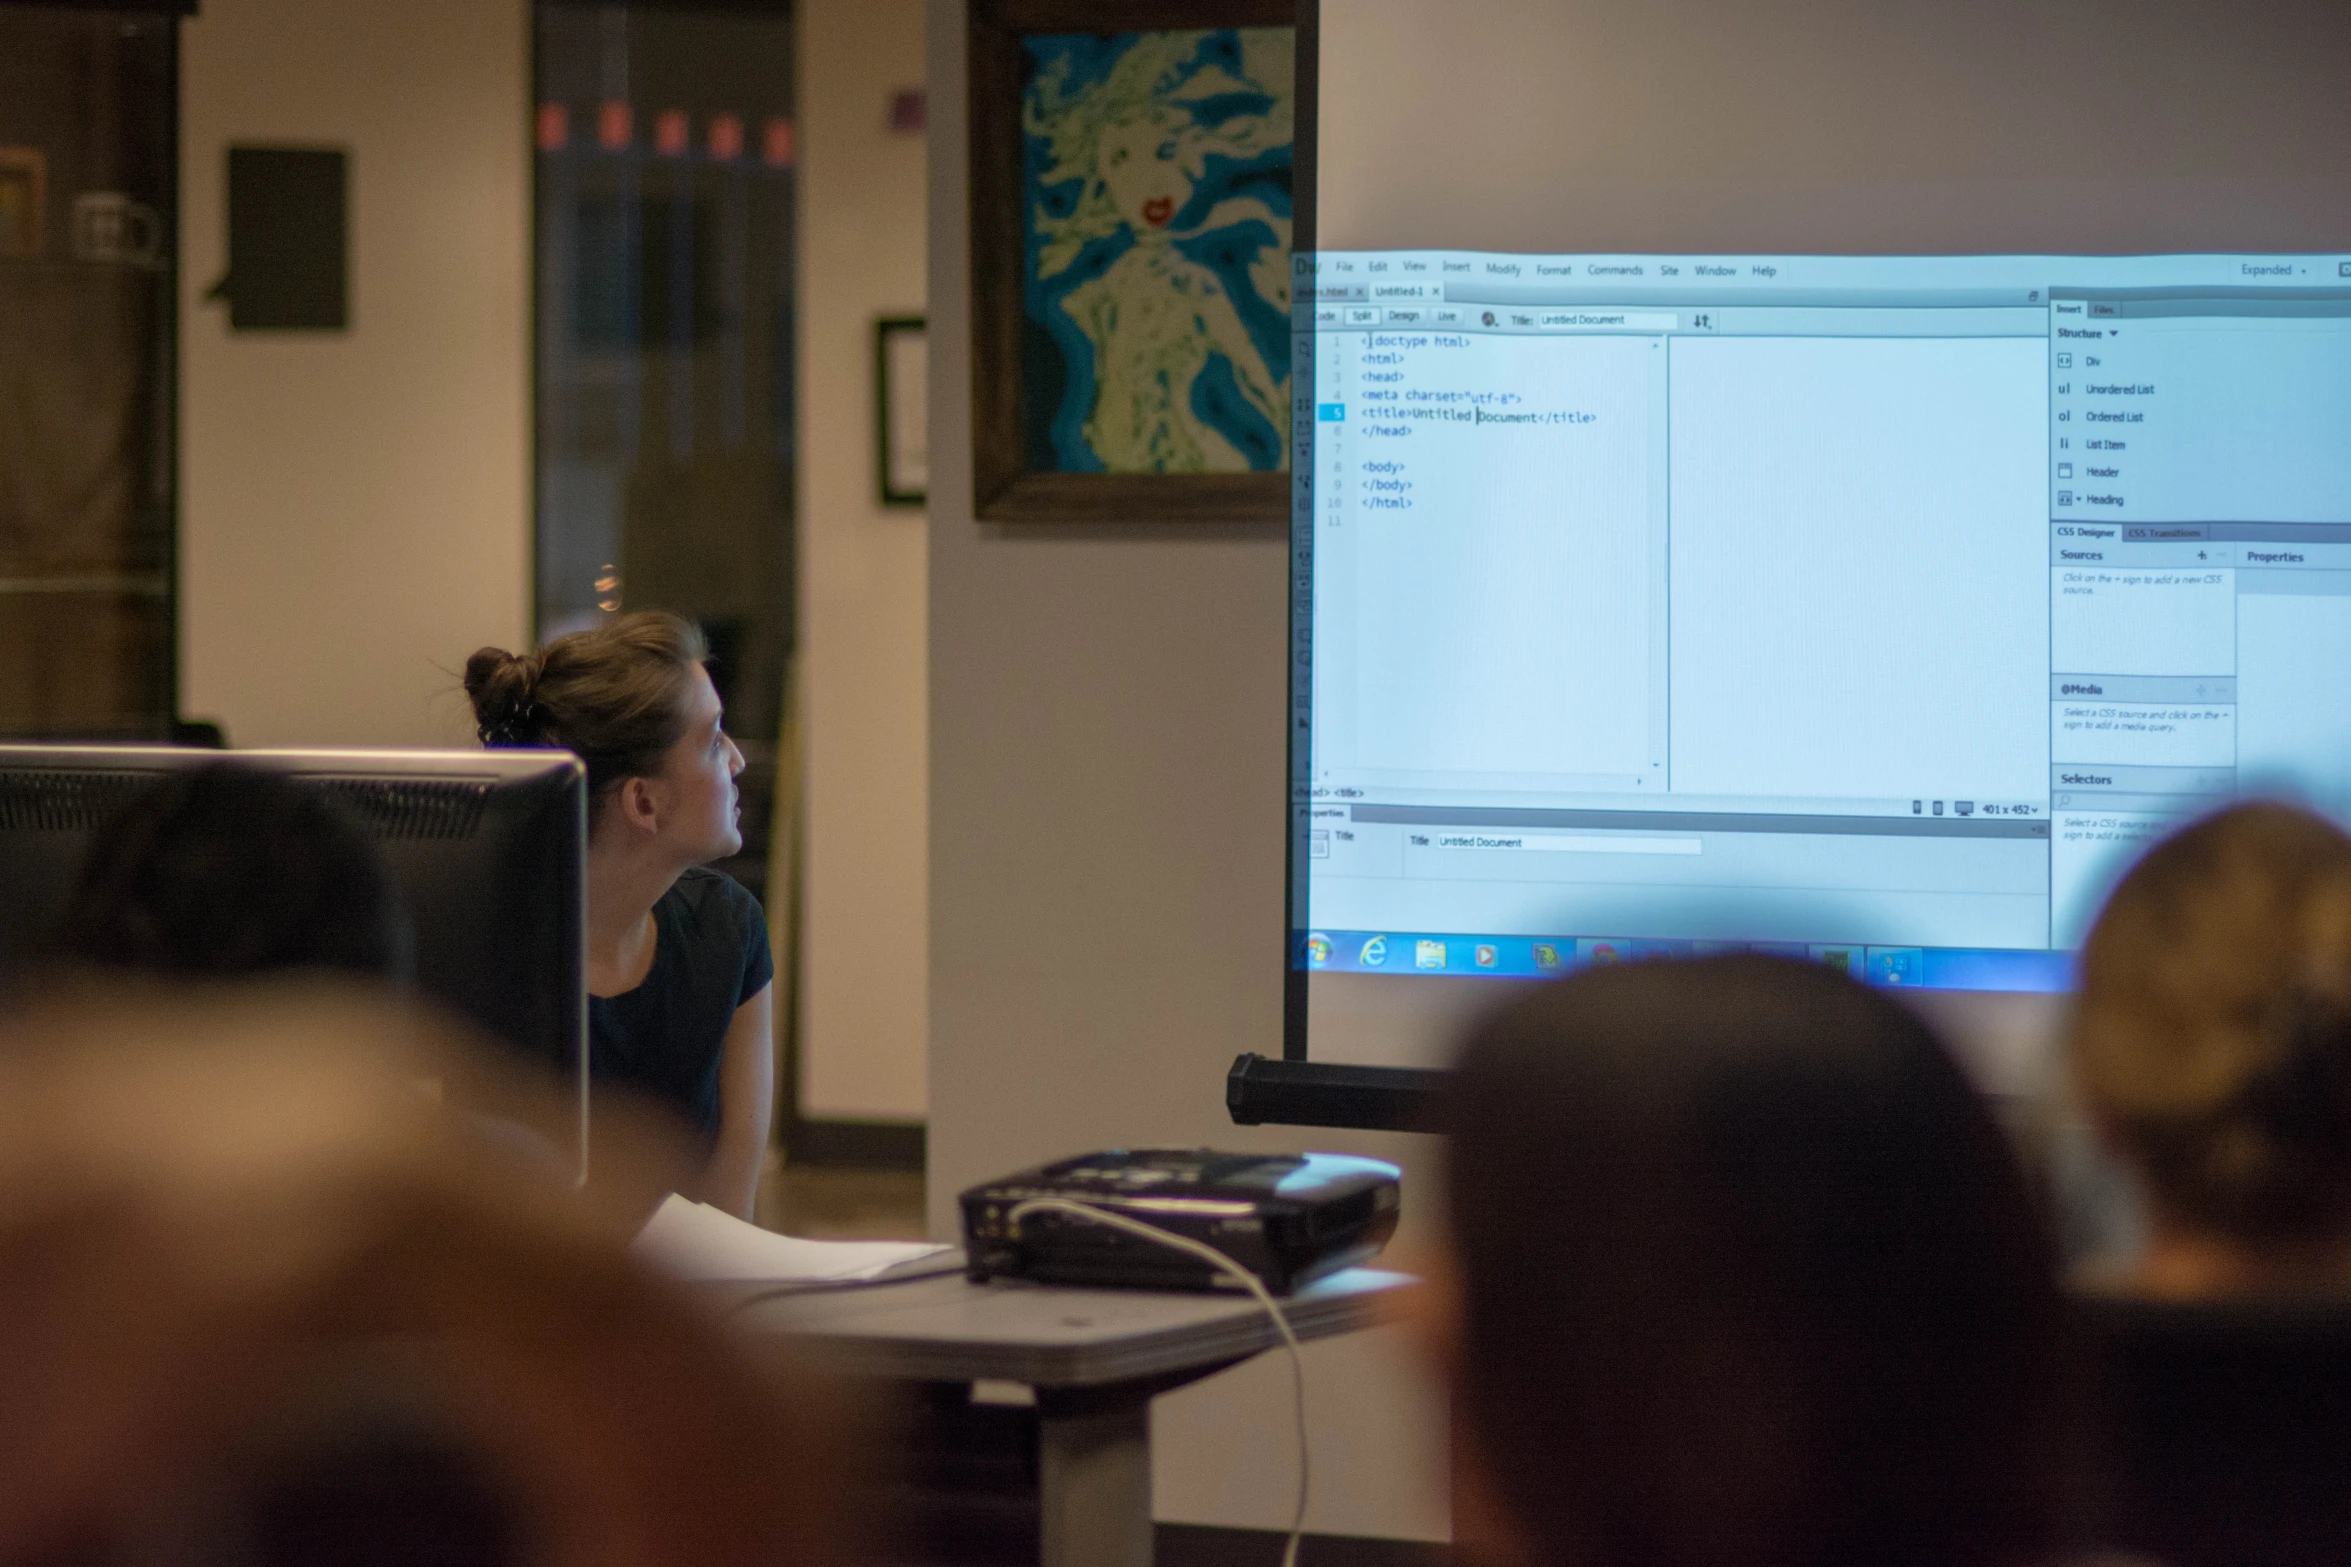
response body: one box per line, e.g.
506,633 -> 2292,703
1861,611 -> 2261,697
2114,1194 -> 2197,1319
1290,248 -> 2351,995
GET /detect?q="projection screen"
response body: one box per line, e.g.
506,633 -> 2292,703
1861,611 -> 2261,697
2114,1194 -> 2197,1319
1287,0 -> 2351,1080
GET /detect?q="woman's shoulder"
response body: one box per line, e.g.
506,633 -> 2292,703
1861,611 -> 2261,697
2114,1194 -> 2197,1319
662,867 -> 768,942
660,868 -> 773,1001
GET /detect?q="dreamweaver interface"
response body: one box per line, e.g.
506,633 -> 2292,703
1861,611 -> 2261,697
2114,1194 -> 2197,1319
1291,251 -> 2351,991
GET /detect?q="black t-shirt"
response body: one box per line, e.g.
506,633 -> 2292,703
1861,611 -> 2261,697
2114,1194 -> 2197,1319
588,867 -> 773,1149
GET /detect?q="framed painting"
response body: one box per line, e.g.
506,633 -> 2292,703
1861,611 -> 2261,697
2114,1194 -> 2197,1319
968,0 -> 1295,522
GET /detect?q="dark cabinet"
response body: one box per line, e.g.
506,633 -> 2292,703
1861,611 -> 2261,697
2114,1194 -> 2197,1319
0,5 -> 178,738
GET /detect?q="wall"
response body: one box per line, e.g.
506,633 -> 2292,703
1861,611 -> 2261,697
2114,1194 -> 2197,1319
180,0 -> 530,749
1315,0 -> 2351,256
924,2 -> 1449,1540
933,0 -> 2351,1540
797,0 -> 930,1123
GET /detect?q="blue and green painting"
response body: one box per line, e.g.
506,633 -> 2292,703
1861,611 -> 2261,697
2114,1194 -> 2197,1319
1020,27 -> 1293,474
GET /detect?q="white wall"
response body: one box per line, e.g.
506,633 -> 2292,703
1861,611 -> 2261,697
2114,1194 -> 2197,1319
797,0 -> 930,1123
924,3 -> 1448,1540
1317,0 -> 2351,256
180,0 -> 530,749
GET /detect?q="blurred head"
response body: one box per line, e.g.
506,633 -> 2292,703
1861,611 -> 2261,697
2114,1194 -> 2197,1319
465,611 -> 743,863
2073,802 -> 2351,1252
1435,955 -> 2075,1567
52,763 -> 408,983
0,990 -> 861,1567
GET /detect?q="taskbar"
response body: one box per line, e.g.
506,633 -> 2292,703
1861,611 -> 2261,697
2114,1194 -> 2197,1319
1297,931 -> 2071,993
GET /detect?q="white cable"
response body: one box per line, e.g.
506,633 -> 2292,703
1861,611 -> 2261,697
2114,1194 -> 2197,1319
1006,1197 -> 1311,1567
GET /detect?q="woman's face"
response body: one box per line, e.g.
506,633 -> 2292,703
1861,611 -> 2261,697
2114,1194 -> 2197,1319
1097,109 -> 1190,232
651,665 -> 744,864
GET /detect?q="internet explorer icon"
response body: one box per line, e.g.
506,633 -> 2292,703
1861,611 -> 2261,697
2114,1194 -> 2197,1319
1358,935 -> 1389,968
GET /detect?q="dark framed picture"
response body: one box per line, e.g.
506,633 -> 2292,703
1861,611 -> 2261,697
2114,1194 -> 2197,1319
876,315 -> 928,507
968,0 -> 1294,523
0,148 -> 47,258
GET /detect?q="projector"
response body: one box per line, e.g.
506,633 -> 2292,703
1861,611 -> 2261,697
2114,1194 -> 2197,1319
960,1148 -> 1401,1294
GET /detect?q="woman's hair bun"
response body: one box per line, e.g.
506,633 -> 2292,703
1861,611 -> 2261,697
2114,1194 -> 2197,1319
457,613 -> 708,789
464,646 -> 547,747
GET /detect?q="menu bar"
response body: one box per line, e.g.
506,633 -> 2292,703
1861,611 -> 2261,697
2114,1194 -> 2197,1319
1300,250 -> 2351,295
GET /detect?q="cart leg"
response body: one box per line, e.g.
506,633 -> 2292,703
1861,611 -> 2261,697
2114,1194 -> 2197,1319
1036,1401 -> 1152,1567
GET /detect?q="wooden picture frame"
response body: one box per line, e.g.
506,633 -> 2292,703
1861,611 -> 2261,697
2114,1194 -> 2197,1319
967,0 -> 1295,523
876,315 -> 929,507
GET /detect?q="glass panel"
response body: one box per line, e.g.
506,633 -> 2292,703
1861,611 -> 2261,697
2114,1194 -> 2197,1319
534,2 -> 797,897
0,6 -> 178,738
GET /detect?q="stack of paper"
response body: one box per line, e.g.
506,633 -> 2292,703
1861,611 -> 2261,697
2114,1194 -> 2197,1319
632,1193 -> 955,1285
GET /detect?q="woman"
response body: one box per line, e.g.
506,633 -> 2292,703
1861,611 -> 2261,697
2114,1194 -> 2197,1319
2072,801 -> 2351,1296
1427,955 -> 2085,1567
2068,802 -> 2351,1566
466,612 -> 772,1219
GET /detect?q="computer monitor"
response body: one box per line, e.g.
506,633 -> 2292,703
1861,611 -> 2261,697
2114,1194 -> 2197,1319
0,746 -> 587,1165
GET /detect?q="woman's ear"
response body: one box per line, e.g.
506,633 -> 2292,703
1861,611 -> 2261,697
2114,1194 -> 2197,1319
614,775 -> 664,837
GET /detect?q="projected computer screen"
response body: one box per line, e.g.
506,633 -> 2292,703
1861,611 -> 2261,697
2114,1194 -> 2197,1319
1289,250 -> 2351,993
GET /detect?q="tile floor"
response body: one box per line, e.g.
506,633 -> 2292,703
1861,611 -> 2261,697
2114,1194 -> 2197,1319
758,1154 -> 931,1240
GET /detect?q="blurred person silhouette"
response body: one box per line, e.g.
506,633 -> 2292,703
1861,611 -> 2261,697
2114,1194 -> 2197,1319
0,990 -> 858,1567
466,613 -> 772,1220
48,760 -> 411,984
2068,801 -> 2351,1566
2072,801 -> 2351,1296
1426,955 -> 2088,1567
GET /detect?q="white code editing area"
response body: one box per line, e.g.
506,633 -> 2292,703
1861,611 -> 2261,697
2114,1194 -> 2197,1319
1292,251 -> 2351,960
